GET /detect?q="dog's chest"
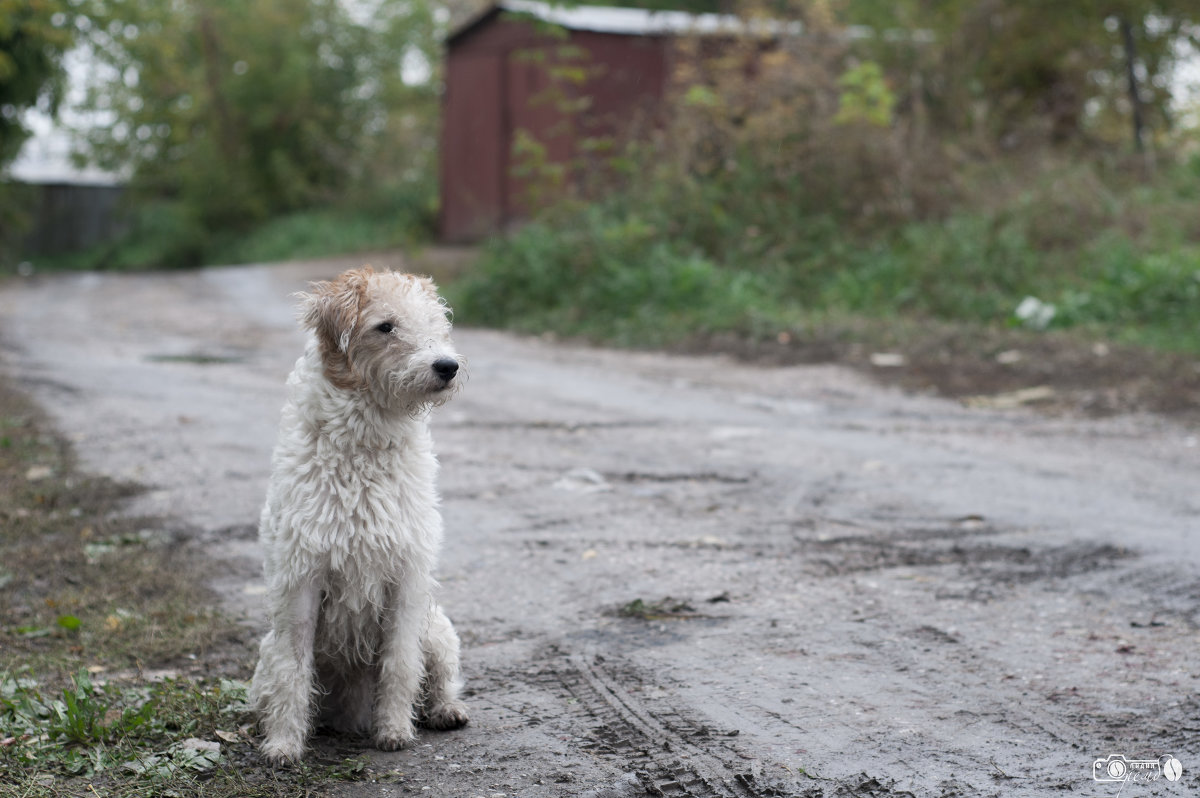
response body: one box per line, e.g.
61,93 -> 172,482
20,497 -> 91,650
277,430 -> 439,575
316,568 -> 386,659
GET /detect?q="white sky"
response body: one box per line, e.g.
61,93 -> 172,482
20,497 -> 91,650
7,46 -> 120,183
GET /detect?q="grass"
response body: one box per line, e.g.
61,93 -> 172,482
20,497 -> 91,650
450,154 -> 1200,357
451,204 -> 784,347
0,381 -> 384,796
2,670 -> 378,796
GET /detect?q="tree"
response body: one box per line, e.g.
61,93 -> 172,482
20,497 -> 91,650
74,0 -> 438,239
1,1 -> 76,264
0,0 -> 75,169
838,0 -> 1199,150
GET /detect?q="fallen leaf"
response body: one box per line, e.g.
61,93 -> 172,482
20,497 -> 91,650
16,626 -> 50,638
964,386 -> 1056,410
25,465 -> 53,482
553,468 -> 611,494
869,352 -> 906,367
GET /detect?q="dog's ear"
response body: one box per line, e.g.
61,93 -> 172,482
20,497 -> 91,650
297,268 -> 373,390
414,275 -> 439,298
298,267 -> 374,352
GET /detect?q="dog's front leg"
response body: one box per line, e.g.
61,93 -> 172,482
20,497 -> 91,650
252,581 -> 321,764
373,579 -> 429,750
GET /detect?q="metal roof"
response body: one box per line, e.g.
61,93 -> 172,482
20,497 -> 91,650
447,0 -> 805,44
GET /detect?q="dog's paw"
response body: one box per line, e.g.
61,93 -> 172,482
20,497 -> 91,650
373,724 -> 416,752
422,700 -> 470,731
260,738 -> 303,767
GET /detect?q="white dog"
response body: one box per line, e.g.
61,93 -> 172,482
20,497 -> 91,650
250,266 -> 469,764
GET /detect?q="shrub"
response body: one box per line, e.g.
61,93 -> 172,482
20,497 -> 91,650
1056,235 -> 1200,344
452,204 -> 780,344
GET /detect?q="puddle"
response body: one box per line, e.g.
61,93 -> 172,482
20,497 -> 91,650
145,353 -> 244,365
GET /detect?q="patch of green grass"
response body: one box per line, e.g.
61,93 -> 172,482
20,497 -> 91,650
449,205 -> 794,347
1054,235 -> 1200,349
451,155 -> 1200,356
1,671 -> 375,796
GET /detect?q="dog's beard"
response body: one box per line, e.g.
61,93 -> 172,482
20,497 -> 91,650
360,359 -> 461,412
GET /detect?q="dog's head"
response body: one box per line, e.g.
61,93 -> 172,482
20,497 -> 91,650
298,267 -> 462,410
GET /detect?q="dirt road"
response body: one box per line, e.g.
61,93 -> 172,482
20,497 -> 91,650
1,260 -> 1197,797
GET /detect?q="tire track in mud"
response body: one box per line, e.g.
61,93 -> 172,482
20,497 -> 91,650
512,651 -> 941,797
517,650 -> 802,798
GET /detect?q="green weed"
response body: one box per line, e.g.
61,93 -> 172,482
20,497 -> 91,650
450,204 -> 788,346
454,153 -> 1200,355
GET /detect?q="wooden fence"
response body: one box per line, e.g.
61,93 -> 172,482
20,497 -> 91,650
15,181 -> 129,258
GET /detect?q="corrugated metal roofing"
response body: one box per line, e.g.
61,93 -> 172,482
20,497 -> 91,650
448,0 -> 805,43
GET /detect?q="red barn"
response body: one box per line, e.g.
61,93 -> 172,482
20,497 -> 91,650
439,0 -> 759,243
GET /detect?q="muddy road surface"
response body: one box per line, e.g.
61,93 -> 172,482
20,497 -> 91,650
2,260 -> 1198,798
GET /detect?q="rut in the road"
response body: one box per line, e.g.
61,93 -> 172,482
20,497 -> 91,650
522,650 -> 807,798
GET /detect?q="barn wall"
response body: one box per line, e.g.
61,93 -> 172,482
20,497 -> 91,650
440,48 -> 506,243
440,17 -> 671,242
440,18 -> 536,243
571,31 -> 667,142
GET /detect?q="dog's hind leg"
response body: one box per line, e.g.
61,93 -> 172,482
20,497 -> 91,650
250,582 -> 321,764
419,604 -> 470,730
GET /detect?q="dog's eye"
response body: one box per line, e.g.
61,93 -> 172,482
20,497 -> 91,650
376,322 -> 395,334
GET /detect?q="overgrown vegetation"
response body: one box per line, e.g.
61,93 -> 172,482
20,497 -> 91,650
2,0 -> 440,269
455,153 -> 1200,356
31,178 -> 437,272
454,0 -> 1200,357
0,382 -> 380,795
0,1 -> 76,262
1,669 -> 378,796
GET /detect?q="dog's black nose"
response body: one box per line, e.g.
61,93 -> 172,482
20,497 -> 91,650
432,358 -> 459,381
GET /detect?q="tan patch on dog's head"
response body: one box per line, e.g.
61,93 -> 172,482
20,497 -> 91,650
298,266 -> 375,390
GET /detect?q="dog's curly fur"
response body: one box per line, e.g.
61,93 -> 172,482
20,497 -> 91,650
250,267 -> 469,764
